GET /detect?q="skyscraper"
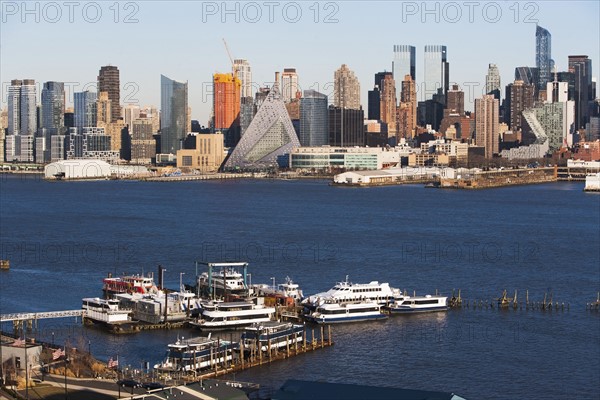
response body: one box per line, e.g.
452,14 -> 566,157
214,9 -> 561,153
234,59 -> 253,98
334,64 -> 361,110
122,104 -> 141,128
568,55 -> 593,130
281,68 -> 299,103
475,95 -> 499,158
505,80 -> 535,131
213,73 -> 241,147
74,91 -> 97,130
98,66 -> 120,122
423,45 -> 449,102
160,74 -> 188,155
535,25 -> 553,91
486,64 -> 501,99
96,92 -> 112,126
368,86 -> 380,121
41,81 -> 65,132
379,72 -> 397,140
7,80 -> 22,135
300,90 -> 328,146
20,79 -> 37,136
329,106 -> 364,147
398,74 -> 417,138
392,45 -> 416,97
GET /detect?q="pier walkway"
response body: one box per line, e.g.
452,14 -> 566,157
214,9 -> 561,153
0,310 -> 84,323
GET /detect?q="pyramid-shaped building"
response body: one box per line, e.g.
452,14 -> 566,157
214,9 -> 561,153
223,81 -> 300,170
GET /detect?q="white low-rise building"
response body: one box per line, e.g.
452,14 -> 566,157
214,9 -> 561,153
44,159 -> 111,180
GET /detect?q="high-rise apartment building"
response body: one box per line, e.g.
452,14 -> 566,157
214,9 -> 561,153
334,64 -> 361,110
398,74 -> 417,138
122,104 -> 141,128
98,66 -> 120,122
392,45 -> 416,98
131,118 -> 156,164
96,92 -> 112,126
300,90 -> 328,146
74,91 -> 97,130
234,59 -> 253,98
160,74 -> 188,155
41,81 -> 65,132
475,94 -> 499,158
213,73 -> 241,147
486,64 -> 501,99
281,68 -> 299,103
535,25 -> 553,91
423,45 -> 449,102
378,72 -> 397,139
568,55 -> 593,130
505,80 -> 535,131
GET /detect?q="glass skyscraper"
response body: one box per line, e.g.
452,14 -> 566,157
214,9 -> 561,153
535,25 -> 553,91
392,45 -> 416,99
74,91 -> 97,130
423,45 -> 449,102
160,74 -> 188,155
41,81 -> 65,132
300,90 -> 328,146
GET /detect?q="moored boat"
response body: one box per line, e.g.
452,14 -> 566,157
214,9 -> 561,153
383,294 -> 448,314
302,276 -> 402,310
154,335 -> 238,372
82,297 -> 131,324
241,321 -> 304,352
190,301 -> 276,331
307,300 -> 387,324
102,272 -> 158,296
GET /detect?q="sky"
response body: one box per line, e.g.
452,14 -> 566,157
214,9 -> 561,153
1,0 -> 599,125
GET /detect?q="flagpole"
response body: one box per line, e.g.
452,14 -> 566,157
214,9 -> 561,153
24,333 -> 28,400
64,341 -> 68,400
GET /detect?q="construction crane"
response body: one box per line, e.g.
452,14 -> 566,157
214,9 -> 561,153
222,38 -> 238,78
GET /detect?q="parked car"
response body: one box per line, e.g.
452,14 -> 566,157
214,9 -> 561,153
142,381 -> 165,390
117,379 -> 141,388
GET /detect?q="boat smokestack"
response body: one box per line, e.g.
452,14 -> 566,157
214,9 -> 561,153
158,265 -> 164,289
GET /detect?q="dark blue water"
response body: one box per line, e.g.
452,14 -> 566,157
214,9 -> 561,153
1,175 -> 599,399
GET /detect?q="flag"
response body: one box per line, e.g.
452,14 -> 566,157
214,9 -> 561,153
12,338 -> 24,347
108,357 -> 118,369
53,348 -> 65,360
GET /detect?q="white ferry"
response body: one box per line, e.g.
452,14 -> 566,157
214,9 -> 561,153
307,300 -> 388,324
82,297 -> 131,324
190,301 -> 276,331
251,276 -> 304,302
196,264 -> 248,297
302,276 -> 402,309
154,336 -> 238,372
384,294 -> 448,314
241,321 -> 305,353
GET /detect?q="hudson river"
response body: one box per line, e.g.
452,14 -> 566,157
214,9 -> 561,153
1,175 -> 599,399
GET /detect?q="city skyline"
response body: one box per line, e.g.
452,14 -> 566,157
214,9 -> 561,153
1,1 -> 599,124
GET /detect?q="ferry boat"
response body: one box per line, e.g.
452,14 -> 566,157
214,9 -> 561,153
115,291 -> 201,324
241,321 -> 304,353
302,276 -> 402,309
307,300 -> 388,324
82,297 -> 131,324
250,276 -> 304,302
383,294 -> 448,314
190,301 -> 276,331
154,335 -> 238,372
102,272 -> 158,296
195,265 -> 248,297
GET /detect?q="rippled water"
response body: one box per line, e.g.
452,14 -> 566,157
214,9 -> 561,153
1,175 -> 599,399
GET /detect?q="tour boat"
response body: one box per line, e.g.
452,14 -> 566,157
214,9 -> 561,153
241,321 -> 305,352
190,301 -> 276,331
383,294 -> 448,314
154,335 -> 238,372
302,276 -> 402,309
82,297 -> 131,324
307,300 -> 387,324
102,272 -> 158,296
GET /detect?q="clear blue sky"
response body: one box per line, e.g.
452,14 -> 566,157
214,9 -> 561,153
1,1 -> 599,124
